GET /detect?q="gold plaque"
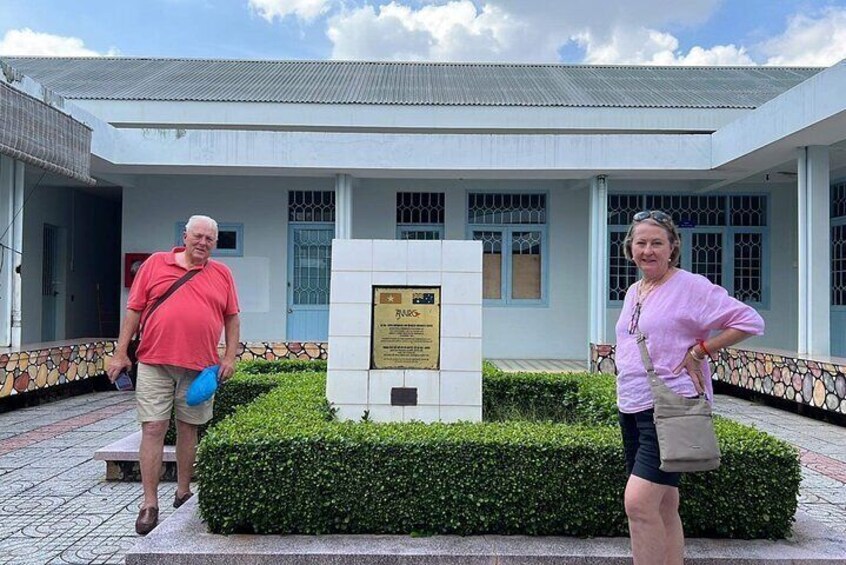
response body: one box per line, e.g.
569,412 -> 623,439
371,287 -> 440,370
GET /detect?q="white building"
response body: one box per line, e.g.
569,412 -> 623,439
1,57 -> 845,363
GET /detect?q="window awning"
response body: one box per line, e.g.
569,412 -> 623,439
0,80 -> 95,185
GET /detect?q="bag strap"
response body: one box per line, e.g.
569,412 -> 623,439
137,268 -> 201,337
635,331 -> 661,390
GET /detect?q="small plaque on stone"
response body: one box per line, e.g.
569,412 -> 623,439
391,387 -> 418,406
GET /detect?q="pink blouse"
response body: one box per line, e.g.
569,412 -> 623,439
614,269 -> 765,414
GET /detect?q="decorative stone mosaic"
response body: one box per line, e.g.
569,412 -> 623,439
589,342 -> 846,416
0,340 -> 115,400
0,341 -> 328,400
589,343 -> 617,375
227,341 -> 328,362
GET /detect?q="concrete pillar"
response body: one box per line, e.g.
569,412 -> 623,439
797,146 -> 830,356
0,156 -> 14,346
335,174 -> 354,239
588,175 -> 608,358
10,159 -> 24,347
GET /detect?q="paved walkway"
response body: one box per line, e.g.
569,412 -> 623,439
0,391 -> 842,564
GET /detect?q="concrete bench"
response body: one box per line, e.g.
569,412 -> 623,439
94,431 -> 178,481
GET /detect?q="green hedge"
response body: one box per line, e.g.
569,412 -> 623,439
484,371 -> 617,425
238,358 -> 328,375
197,370 -> 800,539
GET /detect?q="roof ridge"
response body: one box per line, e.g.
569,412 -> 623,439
1,56 -> 825,71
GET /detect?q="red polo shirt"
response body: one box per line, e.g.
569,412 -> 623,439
127,248 -> 240,371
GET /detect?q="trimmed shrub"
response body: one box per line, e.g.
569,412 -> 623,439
197,371 -> 800,539
239,359 -> 328,375
679,419 -> 800,538
483,371 -> 617,425
482,360 -> 502,377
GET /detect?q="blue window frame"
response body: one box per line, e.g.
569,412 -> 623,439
467,192 -> 548,306
607,194 -> 769,307
175,222 -> 244,257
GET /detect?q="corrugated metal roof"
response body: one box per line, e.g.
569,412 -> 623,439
1,57 -> 823,108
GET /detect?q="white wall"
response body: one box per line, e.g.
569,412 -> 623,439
22,186 -> 71,344
121,174 -> 333,341
121,173 -> 802,357
603,179 -> 798,350
21,186 -> 120,344
353,179 -> 590,359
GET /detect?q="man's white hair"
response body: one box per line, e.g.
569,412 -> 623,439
185,215 -> 218,236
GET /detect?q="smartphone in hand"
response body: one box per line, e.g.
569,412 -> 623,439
114,370 -> 134,391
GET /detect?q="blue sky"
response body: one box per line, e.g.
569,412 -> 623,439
1,0 -> 845,65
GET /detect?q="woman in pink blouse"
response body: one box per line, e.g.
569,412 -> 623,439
615,210 -> 764,565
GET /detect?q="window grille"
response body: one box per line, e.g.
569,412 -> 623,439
690,232 -> 723,286
733,233 -> 763,303
607,193 -> 767,304
832,181 -> 846,219
608,194 -> 642,226
731,195 -> 767,226
396,192 -> 444,224
400,229 -> 442,240
833,224 -> 846,307
468,193 -> 546,224
609,231 -> 638,302
644,195 -> 725,226
292,228 -> 332,305
288,191 -> 335,222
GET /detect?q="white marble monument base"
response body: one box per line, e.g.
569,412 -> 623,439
327,239 -> 483,423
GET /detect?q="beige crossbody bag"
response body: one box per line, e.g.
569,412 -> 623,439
636,332 -> 721,473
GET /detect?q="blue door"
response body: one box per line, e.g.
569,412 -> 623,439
287,224 -> 333,341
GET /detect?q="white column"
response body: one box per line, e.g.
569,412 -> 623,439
0,156 -> 14,346
797,146 -> 830,356
335,174 -> 353,239
588,175 -> 608,356
10,159 -> 24,348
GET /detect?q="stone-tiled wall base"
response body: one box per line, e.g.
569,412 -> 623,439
0,340 -> 328,400
589,342 -> 846,416
227,342 -> 328,362
590,343 -> 617,375
713,348 -> 846,416
0,340 -> 116,399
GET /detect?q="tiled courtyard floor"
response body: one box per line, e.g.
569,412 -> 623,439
0,390 -> 843,564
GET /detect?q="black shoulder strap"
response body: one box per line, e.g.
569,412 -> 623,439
138,268 -> 201,335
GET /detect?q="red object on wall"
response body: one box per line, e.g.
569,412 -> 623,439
124,253 -> 152,288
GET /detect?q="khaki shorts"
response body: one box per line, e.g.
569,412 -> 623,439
136,362 -> 213,425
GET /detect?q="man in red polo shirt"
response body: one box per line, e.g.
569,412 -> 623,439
107,215 -> 240,535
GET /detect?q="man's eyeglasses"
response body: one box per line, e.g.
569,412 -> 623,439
633,210 -> 673,224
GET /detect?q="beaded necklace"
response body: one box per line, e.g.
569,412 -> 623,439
628,268 -> 674,334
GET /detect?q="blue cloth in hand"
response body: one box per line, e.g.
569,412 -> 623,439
186,365 -> 219,406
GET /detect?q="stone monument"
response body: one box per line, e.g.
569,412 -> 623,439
326,239 -> 483,422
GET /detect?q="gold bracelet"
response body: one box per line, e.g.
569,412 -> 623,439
688,346 -> 705,362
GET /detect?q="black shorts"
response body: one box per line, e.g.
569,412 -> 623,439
618,409 -> 681,488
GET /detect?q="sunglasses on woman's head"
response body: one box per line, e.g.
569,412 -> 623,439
633,210 -> 673,224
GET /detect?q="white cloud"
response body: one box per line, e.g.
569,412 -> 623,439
761,7 -> 846,66
270,0 -> 846,67
575,27 -> 754,66
325,0 -> 736,63
328,1 -> 522,62
0,28 -> 117,57
249,0 -> 331,23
